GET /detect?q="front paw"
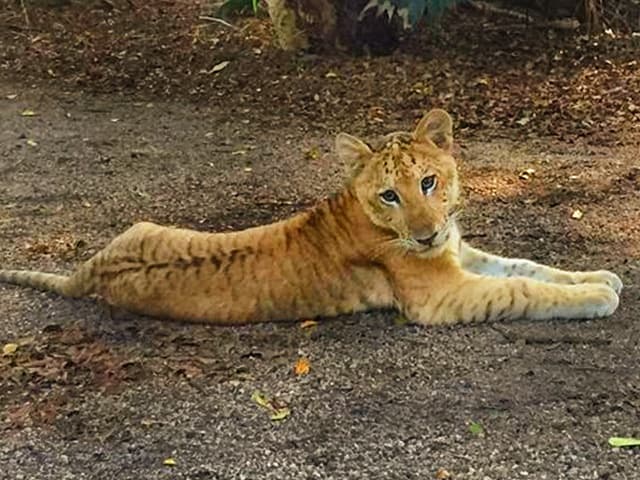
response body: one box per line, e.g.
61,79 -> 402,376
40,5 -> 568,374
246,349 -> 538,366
578,284 -> 620,318
576,270 -> 623,294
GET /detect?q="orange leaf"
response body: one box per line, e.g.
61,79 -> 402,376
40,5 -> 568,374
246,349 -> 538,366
294,357 -> 310,376
300,319 -> 318,329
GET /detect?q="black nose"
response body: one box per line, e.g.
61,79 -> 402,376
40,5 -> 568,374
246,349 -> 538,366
415,232 -> 438,246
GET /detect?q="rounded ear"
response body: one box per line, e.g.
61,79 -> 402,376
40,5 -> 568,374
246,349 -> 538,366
335,133 -> 372,175
413,109 -> 453,152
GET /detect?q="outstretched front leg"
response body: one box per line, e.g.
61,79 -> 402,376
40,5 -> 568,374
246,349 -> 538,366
392,258 -> 620,327
460,242 -> 623,293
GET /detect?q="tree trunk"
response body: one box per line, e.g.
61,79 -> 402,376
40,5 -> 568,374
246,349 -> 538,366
265,0 -> 310,50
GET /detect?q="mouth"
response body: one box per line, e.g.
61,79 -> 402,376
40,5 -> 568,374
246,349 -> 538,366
409,223 -> 453,252
414,232 -> 438,247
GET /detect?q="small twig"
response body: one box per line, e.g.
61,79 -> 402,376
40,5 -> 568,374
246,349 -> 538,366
466,0 -> 532,22
253,200 -> 304,207
199,15 -> 237,30
20,0 -> 30,29
483,19 -> 580,32
82,107 -> 112,113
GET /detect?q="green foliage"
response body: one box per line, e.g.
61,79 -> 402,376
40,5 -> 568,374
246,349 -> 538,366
361,0 -> 463,29
469,421 -> 484,436
219,0 -> 259,17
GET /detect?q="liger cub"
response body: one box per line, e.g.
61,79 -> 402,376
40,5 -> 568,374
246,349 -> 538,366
0,109 -> 623,326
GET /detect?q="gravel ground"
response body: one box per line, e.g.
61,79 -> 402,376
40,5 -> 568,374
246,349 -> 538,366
1,80 -> 639,479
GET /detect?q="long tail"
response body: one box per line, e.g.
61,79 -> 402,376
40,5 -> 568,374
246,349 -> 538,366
0,269 -> 89,298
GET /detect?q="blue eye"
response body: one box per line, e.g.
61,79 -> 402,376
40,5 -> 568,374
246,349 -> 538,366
421,175 -> 437,194
380,189 -> 400,204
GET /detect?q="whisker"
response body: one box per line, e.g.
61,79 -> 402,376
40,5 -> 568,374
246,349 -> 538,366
449,205 -> 463,219
367,237 -> 406,260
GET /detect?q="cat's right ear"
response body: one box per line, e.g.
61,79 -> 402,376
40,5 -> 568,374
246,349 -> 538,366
335,133 -> 372,176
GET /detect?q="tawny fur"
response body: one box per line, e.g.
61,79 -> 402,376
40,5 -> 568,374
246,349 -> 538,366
0,110 -> 623,326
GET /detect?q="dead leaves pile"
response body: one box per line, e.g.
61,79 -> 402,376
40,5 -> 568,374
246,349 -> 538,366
1,325 -> 143,428
0,323 -> 225,429
1,319 -> 322,429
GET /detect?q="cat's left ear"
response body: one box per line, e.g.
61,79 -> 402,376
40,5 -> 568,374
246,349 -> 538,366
413,109 -> 453,152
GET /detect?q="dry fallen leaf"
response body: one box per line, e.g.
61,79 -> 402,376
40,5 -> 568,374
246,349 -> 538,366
140,418 -> 155,428
300,319 -> 318,329
518,168 -> 536,180
305,146 -> 320,160
2,343 -> 18,356
571,209 -> 584,220
251,390 -> 290,422
251,390 -> 271,409
6,403 -> 33,428
20,109 -> 37,117
163,458 -> 176,466
269,407 -> 290,421
211,60 -> 230,73
435,467 -> 452,479
17,336 -> 35,347
294,357 -> 310,376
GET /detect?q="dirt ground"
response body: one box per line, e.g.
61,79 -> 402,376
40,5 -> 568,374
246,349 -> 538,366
1,2 -> 639,479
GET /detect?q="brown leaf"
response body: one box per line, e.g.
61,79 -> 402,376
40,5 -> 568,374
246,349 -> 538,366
6,403 -> 33,428
175,362 -> 204,379
57,326 -> 89,345
435,467 -> 452,479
